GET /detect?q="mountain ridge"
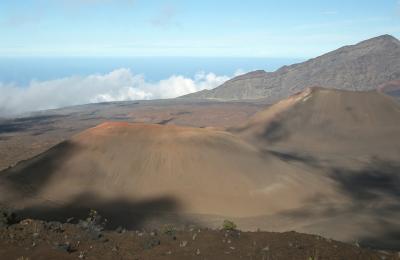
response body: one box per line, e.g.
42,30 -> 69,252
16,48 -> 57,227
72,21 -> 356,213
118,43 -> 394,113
182,34 -> 400,102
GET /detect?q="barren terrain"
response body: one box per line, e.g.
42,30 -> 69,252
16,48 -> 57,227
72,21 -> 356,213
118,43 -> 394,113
1,218 -> 397,260
0,100 -> 262,171
1,88 -> 399,253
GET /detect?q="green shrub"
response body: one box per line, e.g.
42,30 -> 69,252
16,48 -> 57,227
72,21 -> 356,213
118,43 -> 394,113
0,208 -> 16,227
78,209 -> 107,240
161,224 -> 176,236
222,219 -> 237,231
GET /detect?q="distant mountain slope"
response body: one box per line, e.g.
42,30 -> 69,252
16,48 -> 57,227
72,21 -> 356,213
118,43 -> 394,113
235,87 -> 400,156
378,79 -> 400,97
183,35 -> 400,102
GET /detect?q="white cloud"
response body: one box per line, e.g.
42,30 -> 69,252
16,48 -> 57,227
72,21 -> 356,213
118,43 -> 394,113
0,68 -> 230,117
233,69 -> 247,77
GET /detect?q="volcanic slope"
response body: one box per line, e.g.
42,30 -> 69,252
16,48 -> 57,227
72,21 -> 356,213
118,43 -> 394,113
183,34 -> 400,101
1,89 -> 400,248
0,122 -> 330,226
379,79 -> 400,98
236,87 -> 400,158
233,88 -> 400,249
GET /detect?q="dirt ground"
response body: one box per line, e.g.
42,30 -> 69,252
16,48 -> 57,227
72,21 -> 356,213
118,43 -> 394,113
1,217 -> 398,260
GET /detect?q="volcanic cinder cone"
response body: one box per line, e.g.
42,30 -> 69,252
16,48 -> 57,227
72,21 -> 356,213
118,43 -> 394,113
0,122 -> 333,226
1,88 -> 400,248
236,87 -> 400,158
232,88 -> 400,248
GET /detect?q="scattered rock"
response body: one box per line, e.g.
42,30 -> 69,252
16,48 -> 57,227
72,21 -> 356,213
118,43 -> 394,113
20,219 -> 33,226
55,242 -> 73,253
144,238 -> 161,249
78,251 -> 86,259
78,220 -> 103,240
99,236 -> 109,243
180,240 -> 188,247
0,217 -> 397,259
44,221 -> 64,233
115,226 -> 126,234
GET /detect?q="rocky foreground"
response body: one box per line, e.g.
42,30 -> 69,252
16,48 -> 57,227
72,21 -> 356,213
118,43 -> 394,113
0,210 -> 399,260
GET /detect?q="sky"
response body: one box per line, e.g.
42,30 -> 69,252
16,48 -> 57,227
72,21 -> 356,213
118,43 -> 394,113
0,0 -> 399,58
0,0 -> 399,116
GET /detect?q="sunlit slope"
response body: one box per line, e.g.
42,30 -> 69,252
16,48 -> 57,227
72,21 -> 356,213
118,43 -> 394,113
236,88 -> 400,157
0,122 -> 329,218
1,89 -> 399,247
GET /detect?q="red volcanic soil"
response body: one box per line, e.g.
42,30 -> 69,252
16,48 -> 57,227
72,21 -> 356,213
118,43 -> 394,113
0,218 -> 397,260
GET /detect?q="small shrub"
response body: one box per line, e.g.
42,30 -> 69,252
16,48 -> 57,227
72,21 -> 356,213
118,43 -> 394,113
222,220 -> 237,231
87,210 -> 103,225
78,209 -> 107,240
0,208 -> 16,227
161,224 -> 176,236
143,238 -> 161,249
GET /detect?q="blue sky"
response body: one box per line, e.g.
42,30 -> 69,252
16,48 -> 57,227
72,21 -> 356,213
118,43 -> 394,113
0,0 -> 399,58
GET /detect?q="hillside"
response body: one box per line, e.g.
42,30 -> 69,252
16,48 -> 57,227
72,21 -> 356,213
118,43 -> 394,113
1,89 -> 399,249
379,79 -> 400,97
183,35 -> 400,102
0,122 -> 321,223
235,87 -> 400,156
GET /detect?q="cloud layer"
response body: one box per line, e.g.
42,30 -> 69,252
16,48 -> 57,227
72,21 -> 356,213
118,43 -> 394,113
0,68 -> 230,117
